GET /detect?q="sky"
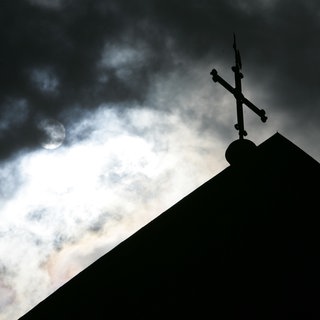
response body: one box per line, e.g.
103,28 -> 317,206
1,1 -> 320,318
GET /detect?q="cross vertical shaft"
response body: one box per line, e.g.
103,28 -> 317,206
232,34 -> 246,139
210,34 -> 267,139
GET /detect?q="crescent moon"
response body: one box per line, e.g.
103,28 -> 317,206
37,118 -> 66,150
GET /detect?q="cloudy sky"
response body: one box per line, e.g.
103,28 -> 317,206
1,1 -> 320,318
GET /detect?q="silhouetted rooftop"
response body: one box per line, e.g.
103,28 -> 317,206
21,132 -> 320,319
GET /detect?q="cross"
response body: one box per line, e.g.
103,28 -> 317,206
210,34 -> 267,140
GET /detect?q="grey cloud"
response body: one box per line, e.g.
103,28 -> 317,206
0,99 -> 29,134
26,208 -> 49,222
0,159 -> 24,200
30,68 -> 60,94
0,0 -> 319,165
27,0 -> 65,10
139,0 -> 320,128
0,282 -> 15,311
1,0 -> 319,160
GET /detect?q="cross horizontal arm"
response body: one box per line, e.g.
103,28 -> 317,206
210,68 -> 267,123
242,96 -> 267,123
210,69 -> 236,95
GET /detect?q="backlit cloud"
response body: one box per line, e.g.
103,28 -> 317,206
0,92 -> 228,317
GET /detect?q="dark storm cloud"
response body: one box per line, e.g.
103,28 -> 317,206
0,0 -> 172,110
145,0 -> 320,114
1,0 -> 320,159
0,0 -> 174,159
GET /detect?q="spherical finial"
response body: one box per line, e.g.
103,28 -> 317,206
225,139 -> 257,166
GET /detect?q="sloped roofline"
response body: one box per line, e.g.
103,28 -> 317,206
258,132 -> 319,165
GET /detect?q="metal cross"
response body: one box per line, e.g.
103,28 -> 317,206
210,34 -> 267,139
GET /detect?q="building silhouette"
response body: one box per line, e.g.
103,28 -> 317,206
20,133 -> 320,319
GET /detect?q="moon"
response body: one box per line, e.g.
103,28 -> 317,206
37,118 -> 66,150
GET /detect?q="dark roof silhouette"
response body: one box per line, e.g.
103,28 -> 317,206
20,133 -> 320,319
